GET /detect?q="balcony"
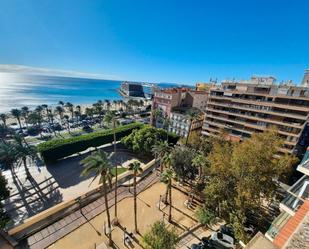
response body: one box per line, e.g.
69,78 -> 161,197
207,100 -> 308,120
265,211 -> 291,241
280,175 -> 309,215
297,158 -> 309,176
209,95 -> 309,112
206,107 -> 305,129
205,114 -> 301,138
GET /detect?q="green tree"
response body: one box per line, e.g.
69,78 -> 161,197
151,109 -> 161,127
203,128 -> 297,242
0,171 -> 10,228
142,221 -> 178,249
0,124 -> 12,142
21,106 -> 30,128
151,141 -> 171,172
65,102 -> 74,119
128,161 -> 143,232
55,106 -> 64,125
104,111 -> 119,222
11,108 -> 23,132
196,205 -> 217,227
192,153 -> 210,182
122,125 -> 167,155
185,110 -> 200,146
0,141 -> 17,176
28,111 -> 44,138
80,151 -> 113,246
0,113 -> 8,127
63,114 -> 71,133
13,134 -> 37,179
170,145 -> 198,182
160,168 -> 174,222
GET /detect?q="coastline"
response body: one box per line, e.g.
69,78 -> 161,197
4,100 -> 152,126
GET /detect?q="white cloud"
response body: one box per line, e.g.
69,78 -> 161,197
0,64 -> 122,80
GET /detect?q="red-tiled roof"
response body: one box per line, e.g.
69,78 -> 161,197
273,201 -> 309,248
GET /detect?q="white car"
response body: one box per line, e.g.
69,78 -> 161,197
211,232 -> 235,249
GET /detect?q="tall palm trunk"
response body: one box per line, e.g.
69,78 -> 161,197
164,185 -> 169,204
17,117 -> 23,133
168,182 -> 172,222
133,172 -> 138,232
22,157 -> 31,178
102,174 -> 113,246
185,120 -> 193,146
113,120 -> 118,221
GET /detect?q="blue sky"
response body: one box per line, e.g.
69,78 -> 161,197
0,0 -> 308,84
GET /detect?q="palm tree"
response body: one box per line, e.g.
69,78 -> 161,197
41,104 -> 49,117
47,110 -> 57,136
80,151 -> 113,246
128,161 -> 143,233
65,102 -> 74,119
28,112 -> 44,138
11,109 -> 23,132
185,111 -> 200,146
104,111 -> 119,221
35,105 -> 44,123
21,106 -> 30,128
112,100 -> 117,110
63,115 -> 71,134
151,141 -> 171,172
0,113 -> 8,127
13,134 -> 37,179
55,106 -> 64,125
192,154 -> 209,183
160,168 -> 174,222
85,107 -> 94,120
0,124 -> 11,142
0,141 -> 17,176
151,109 -> 161,127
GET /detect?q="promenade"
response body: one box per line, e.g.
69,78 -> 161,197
27,169 -> 159,249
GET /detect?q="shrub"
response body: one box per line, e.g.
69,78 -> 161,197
37,122 -> 143,163
142,221 -> 178,249
196,206 -> 217,227
121,125 -> 179,155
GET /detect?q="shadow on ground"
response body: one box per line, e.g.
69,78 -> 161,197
46,144 -> 151,189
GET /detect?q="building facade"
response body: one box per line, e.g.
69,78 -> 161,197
120,82 -> 144,97
265,148 -> 309,248
169,108 -> 204,137
202,76 -> 309,154
151,88 -> 208,130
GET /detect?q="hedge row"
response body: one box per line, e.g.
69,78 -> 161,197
37,122 -> 143,163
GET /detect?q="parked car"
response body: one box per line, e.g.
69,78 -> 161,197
219,225 -> 235,239
220,223 -> 255,238
211,232 -> 235,249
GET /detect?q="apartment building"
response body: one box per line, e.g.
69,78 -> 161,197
202,75 -> 309,154
302,68 -> 309,87
169,107 -> 204,137
151,88 -> 208,130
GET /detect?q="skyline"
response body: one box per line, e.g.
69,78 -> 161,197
0,64 -> 308,85
0,0 -> 309,84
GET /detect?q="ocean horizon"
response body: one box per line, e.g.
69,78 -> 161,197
0,73 -> 185,113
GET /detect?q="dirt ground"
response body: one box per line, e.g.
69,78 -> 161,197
48,181 -> 199,249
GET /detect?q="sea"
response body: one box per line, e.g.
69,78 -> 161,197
0,72 -> 185,113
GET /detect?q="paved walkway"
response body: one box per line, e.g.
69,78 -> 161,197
27,170 -> 159,249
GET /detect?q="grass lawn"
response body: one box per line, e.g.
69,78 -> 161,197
111,167 -> 127,176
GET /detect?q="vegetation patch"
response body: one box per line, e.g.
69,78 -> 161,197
37,122 -> 143,163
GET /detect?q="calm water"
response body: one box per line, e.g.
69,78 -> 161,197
0,73 -> 181,112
